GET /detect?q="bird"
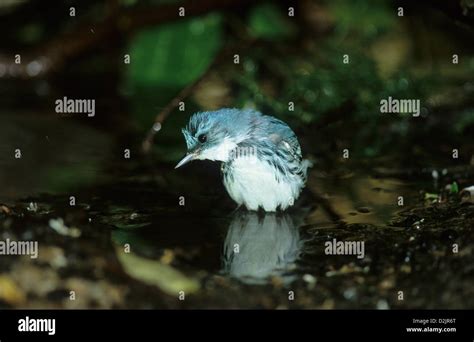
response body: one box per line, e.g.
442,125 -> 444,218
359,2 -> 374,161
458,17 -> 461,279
175,108 -> 311,212
223,210 -> 302,284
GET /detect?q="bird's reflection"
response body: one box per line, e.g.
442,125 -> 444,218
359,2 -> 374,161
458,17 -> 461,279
222,211 -> 303,285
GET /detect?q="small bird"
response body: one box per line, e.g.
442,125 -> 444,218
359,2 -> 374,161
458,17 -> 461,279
223,211 -> 301,283
175,108 -> 311,211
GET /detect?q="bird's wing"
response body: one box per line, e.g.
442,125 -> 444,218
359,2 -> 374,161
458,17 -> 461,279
263,116 -> 303,163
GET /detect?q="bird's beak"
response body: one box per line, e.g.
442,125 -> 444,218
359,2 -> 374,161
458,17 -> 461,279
175,152 -> 196,169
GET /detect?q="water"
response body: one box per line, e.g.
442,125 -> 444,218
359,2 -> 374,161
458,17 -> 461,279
0,116 -> 472,309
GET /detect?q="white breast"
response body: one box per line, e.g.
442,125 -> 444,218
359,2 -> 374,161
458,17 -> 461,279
222,155 -> 304,211
223,212 -> 301,283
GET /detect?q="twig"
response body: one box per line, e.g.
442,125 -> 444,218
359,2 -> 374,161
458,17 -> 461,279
312,191 -> 343,224
141,37 -> 258,153
141,75 -> 204,153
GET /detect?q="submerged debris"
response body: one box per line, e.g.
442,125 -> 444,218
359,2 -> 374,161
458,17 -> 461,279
461,185 -> 474,203
48,218 -> 81,238
27,202 -> 38,212
115,247 -> 200,296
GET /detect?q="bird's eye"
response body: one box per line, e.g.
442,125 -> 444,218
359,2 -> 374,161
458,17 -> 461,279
198,134 -> 207,143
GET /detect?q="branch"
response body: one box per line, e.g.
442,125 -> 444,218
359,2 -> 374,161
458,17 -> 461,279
142,37 -> 258,153
0,0 -> 263,79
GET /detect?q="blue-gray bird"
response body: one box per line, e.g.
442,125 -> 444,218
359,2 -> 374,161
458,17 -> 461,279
175,108 -> 311,212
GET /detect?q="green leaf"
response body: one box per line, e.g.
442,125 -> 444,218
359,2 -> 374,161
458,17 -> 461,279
329,0 -> 395,41
248,3 -> 296,40
125,13 -> 222,89
115,247 -> 200,295
424,193 -> 439,200
124,14 -> 222,130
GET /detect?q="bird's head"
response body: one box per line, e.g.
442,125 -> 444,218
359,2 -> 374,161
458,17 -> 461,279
175,109 -> 252,169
